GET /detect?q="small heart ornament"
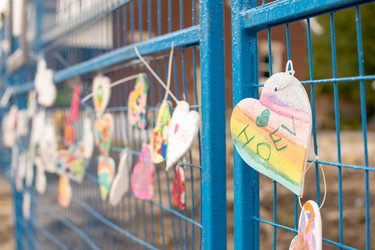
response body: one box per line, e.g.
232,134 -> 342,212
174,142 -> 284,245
131,144 -> 155,200
128,74 -> 148,129
98,156 -> 116,201
58,175 -> 72,208
38,121 -> 58,173
151,101 -> 171,164
35,58 -> 56,107
70,84 -> 81,121
94,113 -> 114,156
289,200 -> 322,250
166,101 -> 200,170
172,166 -> 185,210
230,62 -> 311,196
56,144 -> 87,183
93,74 -> 111,117
109,150 -> 131,206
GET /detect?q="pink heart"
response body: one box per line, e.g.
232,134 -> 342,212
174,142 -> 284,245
131,144 -> 154,200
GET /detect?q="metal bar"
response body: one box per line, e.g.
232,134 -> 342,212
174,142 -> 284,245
232,0 -> 259,249
200,0 -> 226,249
242,0 -> 373,31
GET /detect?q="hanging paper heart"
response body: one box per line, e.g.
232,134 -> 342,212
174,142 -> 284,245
94,113 -> 114,156
25,155 -> 34,187
172,166 -> 185,210
56,143 -> 87,183
230,64 -> 311,196
93,74 -> 111,117
151,101 -> 171,164
30,111 -> 46,146
23,192 -> 31,220
289,200 -> 322,250
128,74 -> 148,129
131,144 -> 155,200
166,101 -> 200,170
70,84 -> 81,121
27,91 -> 37,118
16,153 -> 27,192
2,105 -> 18,148
35,58 -> 56,107
35,157 -> 47,194
64,117 -> 75,146
98,156 -> 115,201
58,175 -> 72,208
38,121 -> 58,173
81,117 -> 94,159
16,111 -> 29,137
109,150 -> 131,206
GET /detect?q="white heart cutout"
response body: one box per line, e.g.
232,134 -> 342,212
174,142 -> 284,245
109,150 -> 131,206
93,74 -> 111,117
35,58 -> 56,107
166,101 -> 200,170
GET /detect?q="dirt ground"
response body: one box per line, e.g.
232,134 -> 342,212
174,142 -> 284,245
0,130 -> 374,249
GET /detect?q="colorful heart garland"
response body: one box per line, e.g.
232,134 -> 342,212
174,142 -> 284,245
230,62 -> 311,196
128,74 -> 148,129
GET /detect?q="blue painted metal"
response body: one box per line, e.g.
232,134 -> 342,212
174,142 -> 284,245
199,0 -> 226,249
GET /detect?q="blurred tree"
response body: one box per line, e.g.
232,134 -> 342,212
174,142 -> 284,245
313,4 -> 375,122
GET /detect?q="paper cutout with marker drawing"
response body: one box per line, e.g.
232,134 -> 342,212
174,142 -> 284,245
289,200 -> 322,250
230,61 -> 311,196
23,192 -> 31,220
109,150 -> 131,206
38,121 -> 58,173
70,84 -> 81,121
131,144 -> 155,200
35,58 -> 56,107
166,101 -> 200,170
58,175 -> 72,208
30,111 -> 46,146
35,157 -> 47,194
128,74 -> 148,129
172,166 -> 185,210
94,113 -> 113,156
93,74 -> 111,117
64,117 -> 75,146
151,101 -> 171,164
2,105 -> 18,148
56,144 -> 87,183
98,156 -> 116,201
82,117 -> 94,159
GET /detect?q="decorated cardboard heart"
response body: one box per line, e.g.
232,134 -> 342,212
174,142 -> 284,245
131,144 -> 154,200
35,58 -> 56,107
166,101 -> 200,170
82,117 -> 94,159
38,121 -> 58,173
151,101 -> 171,164
172,166 -> 185,210
109,150 -> 131,206
31,111 -> 46,146
128,74 -> 148,129
93,74 -> 111,117
2,105 -> 18,148
58,175 -> 72,208
98,156 -> 115,201
289,200 -> 322,250
94,113 -> 113,156
230,70 -> 311,196
56,144 -> 87,183
35,157 -> 47,194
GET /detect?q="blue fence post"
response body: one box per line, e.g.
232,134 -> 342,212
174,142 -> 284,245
232,0 -> 260,249
199,0 -> 227,249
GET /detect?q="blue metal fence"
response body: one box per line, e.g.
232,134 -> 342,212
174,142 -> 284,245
232,0 -> 374,249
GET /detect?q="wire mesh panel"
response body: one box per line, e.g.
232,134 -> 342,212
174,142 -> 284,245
0,0 -> 226,249
232,0 -> 374,249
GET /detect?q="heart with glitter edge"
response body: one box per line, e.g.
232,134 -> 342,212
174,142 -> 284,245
166,101 -> 200,171
230,69 -> 312,196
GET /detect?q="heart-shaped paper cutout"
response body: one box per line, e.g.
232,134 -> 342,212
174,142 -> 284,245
58,175 -> 72,208
109,150 -> 131,206
56,144 -> 87,183
98,156 -> 115,201
81,117 -> 94,159
128,75 -> 148,129
172,166 -> 185,210
131,144 -> 154,200
35,157 -> 47,194
16,111 -> 29,137
166,101 -> 200,170
94,113 -> 113,156
230,71 -> 311,196
35,58 -> 56,107
2,105 -> 18,148
31,111 -> 46,146
27,91 -> 37,118
38,121 -> 58,173
289,200 -> 322,250
151,101 -> 171,164
93,74 -> 111,117
70,84 -> 81,121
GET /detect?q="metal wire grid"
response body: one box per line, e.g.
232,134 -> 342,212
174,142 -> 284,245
232,0 -> 374,249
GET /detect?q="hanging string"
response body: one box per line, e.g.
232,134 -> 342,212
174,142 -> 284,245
163,44 -> 174,102
134,45 -> 179,104
80,73 -> 145,104
298,155 -> 327,210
